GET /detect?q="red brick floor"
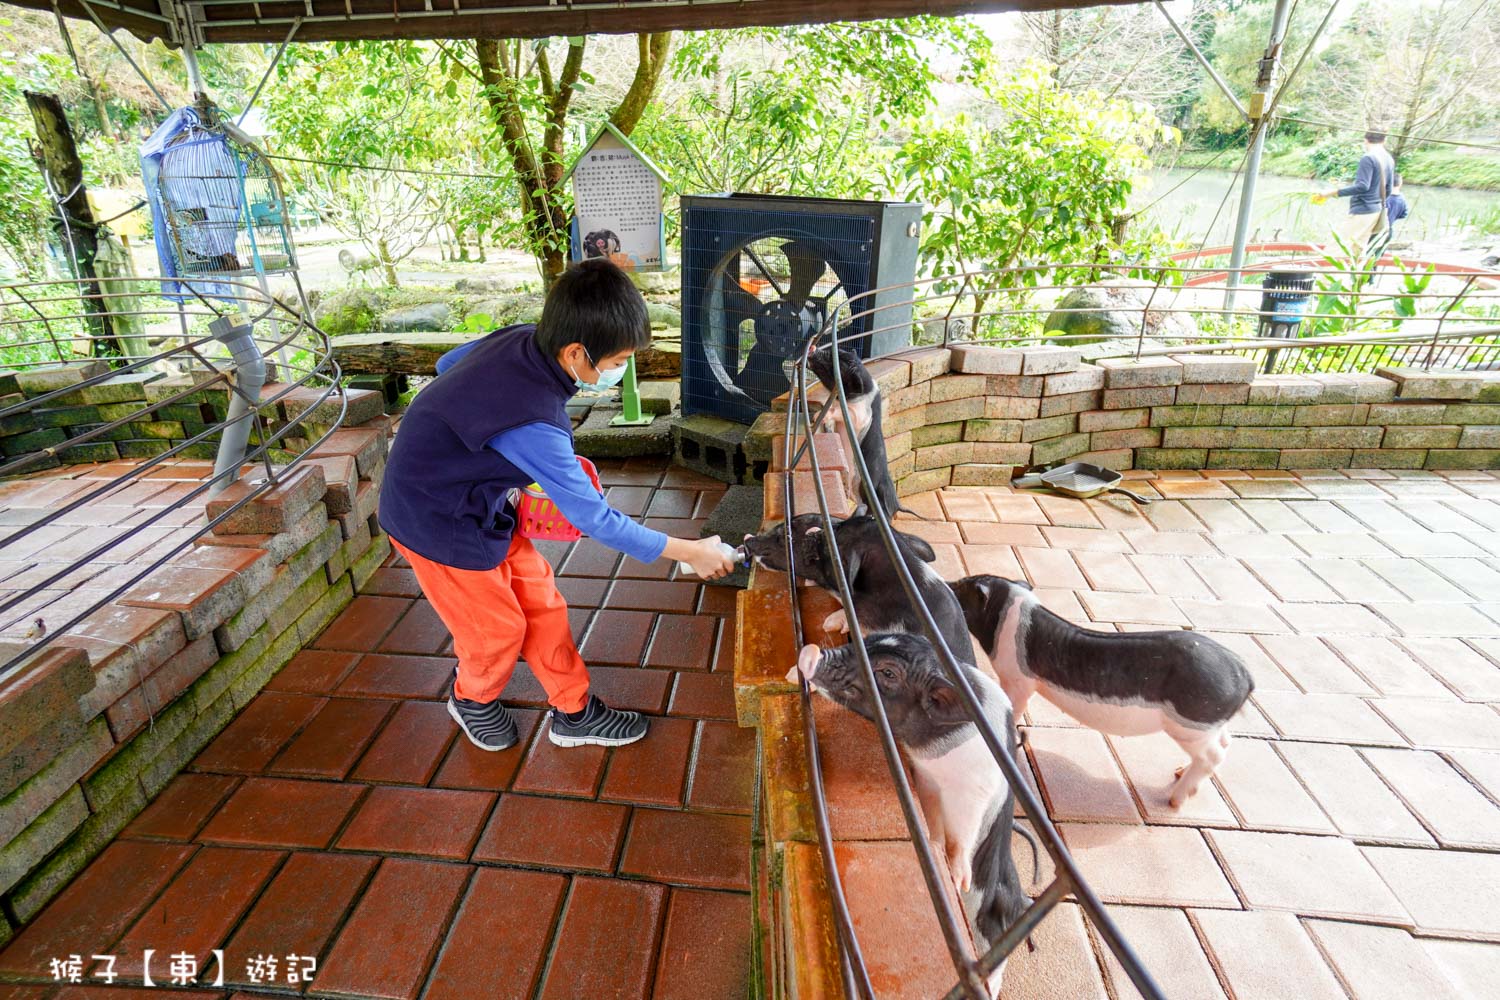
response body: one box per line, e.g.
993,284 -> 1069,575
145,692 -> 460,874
0,459 -> 752,1000
853,469 -> 1500,999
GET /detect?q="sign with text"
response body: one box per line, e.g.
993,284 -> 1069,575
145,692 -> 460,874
567,124 -> 666,272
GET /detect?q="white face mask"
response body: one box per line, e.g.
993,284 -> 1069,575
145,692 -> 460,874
571,346 -> 628,391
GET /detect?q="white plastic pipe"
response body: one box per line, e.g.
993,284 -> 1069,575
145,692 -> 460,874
208,312 -> 266,496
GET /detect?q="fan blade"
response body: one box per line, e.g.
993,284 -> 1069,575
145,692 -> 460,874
721,270 -> 764,324
781,241 -> 827,307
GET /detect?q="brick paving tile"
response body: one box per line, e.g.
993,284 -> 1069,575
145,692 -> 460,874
1124,528 -> 1217,554
1095,905 -> 1226,1000
351,700 -> 456,785
539,877 -> 667,1000
1190,557 -> 1277,604
1122,553 -> 1202,599
604,579 -> 700,614
510,728 -> 608,799
313,858 -> 470,1000
1239,557 -> 1337,603
311,595 -> 411,651
421,867 -> 566,1000
938,490 -> 997,522
1175,598 -> 1287,633
1213,736 -> 1335,833
1059,824 -> 1239,907
1372,696 -> 1500,749
555,574 -> 610,609
1293,532 -> 1391,558
897,519 -> 963,546
265,649 -> 360,694
1201,631 -> 1297,691
0,841 -> 193,978
1373,601 -> 1500,638
643,614 -> 717,671
377,599 -> 449,655
1026,727 -> 1139,824
1324,636 -> 1453,698
958,521 -> 1045,546
108,845 -> 283,978
997,902 -> 1109,1000
687,721 -> 756,814
1364,557 -> 1473,603
1426,557 -> 1500,600
1274,741 -> 1432,846
122,773 -> 240,841
1363,846 -> 1500,940
651,889 -> 752,1000
1422,939 -> 1500,998
220,852 -> 376,988
1339,498 -> 1429,529
696,585 -> 737,617
1155,479 -> 1238,500
1036,495 -> 1105,529
1361,748 -> 1500,849
1076,590 -> 1189,627
1106,733 -> 1238,827
1072,550 -> 1149,593
668,671 -> 736,720
579,609 -> 654,665
1040,525 -> 1132,553
1292,501 -> 1367,533
471,794 -> 628,872
431,708 -> 543,791
832,839 -> 977,1000
336,786 -> 493,859
605,485 -> 653,516
619,809 -> 752,890
1211,531 -> 1310,561
1015,546 -> 1087,589
1379,530 -> 1481,559
360,566 -> 422,598
1302,558 -> 1407,602
1207,829 -> 1408,922
1449,748 -> 1500,801
199,777 -> 365,848
989,493 -> 1049,524
600,716 -> 694,807
1253,690 -> 1406,745
1187,498 -> 1264,534
267,697 -> 395,778
1306,919 -> 1467,1000
811,698 -> 910,841
583,665 -> 673,713
1192,909 -> 1348,1000
1284,599 -> 1401,635
335,653 -> 454,699
559,539 -> 621,577
192,691 -> 326,773
1257,634 -> 1375,695
1232,498 -> 1310,532
1090,497 -> 1154,532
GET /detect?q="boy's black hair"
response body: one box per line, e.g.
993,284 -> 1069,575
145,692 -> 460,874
1364,131 -> 1387,144
535,258 -> 651,360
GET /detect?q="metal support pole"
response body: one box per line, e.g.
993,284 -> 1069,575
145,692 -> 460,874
1225,0 -> 1295,311
609,355 -> 655,427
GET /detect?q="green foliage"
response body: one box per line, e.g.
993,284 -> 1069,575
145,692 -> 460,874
1397,147 -> 1500,192
0,22 -> 50,279
1305,137 -> 1361,181
891,63 -> 1177,288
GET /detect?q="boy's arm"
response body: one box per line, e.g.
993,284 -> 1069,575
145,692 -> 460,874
492,422 -> 668,564
435,339 -> 482,375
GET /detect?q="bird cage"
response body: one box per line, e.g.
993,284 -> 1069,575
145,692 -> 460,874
142,104 -> 296,299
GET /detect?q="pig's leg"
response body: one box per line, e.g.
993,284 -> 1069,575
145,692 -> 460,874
1167,726 -> 1228,808
998,676 -> 1035,721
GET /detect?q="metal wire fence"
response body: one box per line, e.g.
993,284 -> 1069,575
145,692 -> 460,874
0,275 -> 342,682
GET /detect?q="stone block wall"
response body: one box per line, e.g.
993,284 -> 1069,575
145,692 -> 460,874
0,362 -> 385,472
0,414 -> 394,936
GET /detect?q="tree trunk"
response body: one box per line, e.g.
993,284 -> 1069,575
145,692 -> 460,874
377,236 -> 400,287
24,90 -> 119,358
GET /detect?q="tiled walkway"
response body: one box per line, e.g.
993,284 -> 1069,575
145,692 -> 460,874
0,460 -> 754,1000
890,469 -> 1500,999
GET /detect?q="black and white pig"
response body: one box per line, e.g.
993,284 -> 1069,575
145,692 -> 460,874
788,633 -> 1029,992
951,574 -> 1254,809
807,343 -> 912,518
742,513 -> 968,655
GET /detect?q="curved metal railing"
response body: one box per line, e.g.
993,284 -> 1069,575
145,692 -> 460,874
0,275 -> 344,682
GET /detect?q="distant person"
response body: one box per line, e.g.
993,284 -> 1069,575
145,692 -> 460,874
1386,175 -> 1409,233
1322,131 -> 1396,253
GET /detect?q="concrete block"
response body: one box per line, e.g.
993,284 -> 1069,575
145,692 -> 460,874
1279,449 -> 1352,469
1151,404 -> 1224,427
887,382 -> 931,413
1163,427 -> 1236,449
884,405 -> 928,437
1136,448 -> 1209,470
964,419 -> 1023,443
1102,387 -> 1176,410
1352,449 -> 1428,469
1089,428 -> 1161,451
1038,390 -> 1103,418
1383,425 -> 1462,449
1207,449 -> 1279,469
1042,366 -> 1105,396
950,464 -> 1015,486
638,381 -> 680,415
1074,449 -> 1134,470
8,779 -> 145,923
1220,404 -> 1295,427
1316,426 -> 1383,448
351,534 -> 391,593
984,395 -> 1041,420
913,442 -> 973,471
206,465 -> 326,536
901,347 -> 952,384
970,443 -> 1033,465
1098,357 -> 1183,388
1376,367 -> 1487,400
1369,403 -> 1447,425
1079,408 -> 1149,432
985,375 -> 1045,397
1444,404 -> 1500,425
14,361 -> 110,398
1247,376 -> 1323,404
911,422 -> 965,447
1425,449 -> 1500,470
866,357 -> 912,393
1030,433 -> 1092,466
1019,346 -> 1082,375
949,346 -> 1023,375
1231,427 -> 1310,449
897,467 -> 952,497
1020,414 -> 1077,443
1294,404 -> 1369,426
1175,383 -> 1251,405
928,374 -> 986,402
1459,426 -> 1500,448
0,719 -> 110,847
925,397 -> 985,424
0,785 -> 89,896
1171,355 -> 1257,384
1343,373 -> 1399,403
576,407 -> 674,460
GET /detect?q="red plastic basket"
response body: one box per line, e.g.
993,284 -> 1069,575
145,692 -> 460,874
515,455 -> 603,542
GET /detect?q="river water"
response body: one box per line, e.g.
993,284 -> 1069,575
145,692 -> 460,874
1132,167 -> 1500,249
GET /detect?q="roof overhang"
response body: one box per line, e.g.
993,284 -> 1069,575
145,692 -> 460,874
11,1 -> 1144,46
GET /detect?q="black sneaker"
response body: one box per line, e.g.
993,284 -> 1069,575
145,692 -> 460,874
548,695 -> 648,748
447,687 -> 519,751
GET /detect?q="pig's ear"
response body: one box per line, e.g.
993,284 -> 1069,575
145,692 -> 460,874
805,524 -> 822,535
844,545 -> 864,587
1014,577 -> 1034,592
900,532 -> 938,563
926,683 -> 972,725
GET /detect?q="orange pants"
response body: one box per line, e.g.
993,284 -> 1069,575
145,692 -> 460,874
390,533 -> 591,712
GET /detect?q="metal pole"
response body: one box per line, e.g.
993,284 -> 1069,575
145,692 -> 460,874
1225,0 -> 1295,311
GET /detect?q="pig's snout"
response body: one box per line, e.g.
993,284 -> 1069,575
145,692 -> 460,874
786,643 -> 823,684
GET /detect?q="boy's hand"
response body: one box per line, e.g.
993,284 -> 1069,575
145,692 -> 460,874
669,535 -> 737,580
